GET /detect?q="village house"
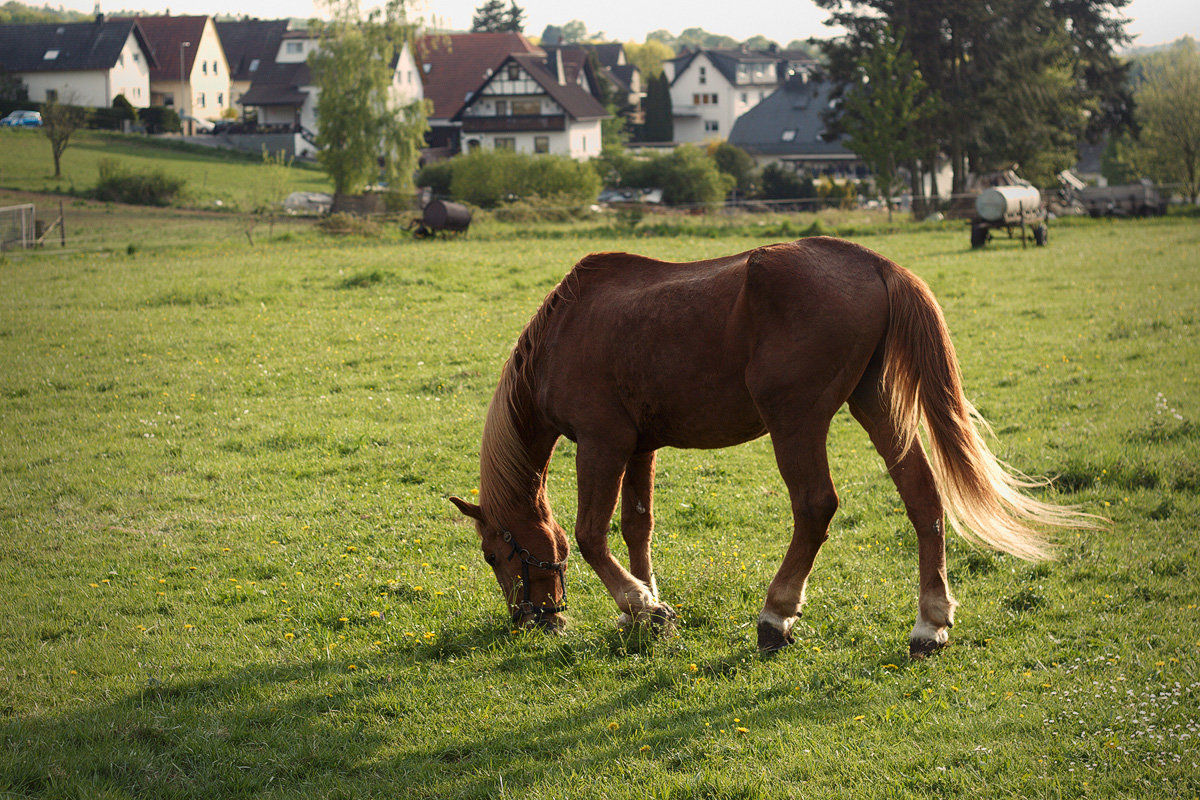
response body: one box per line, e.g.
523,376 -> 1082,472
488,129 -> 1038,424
0,16 -> 155,108
728,78 -> 861,178
129,15 -> 231,131
214,18 -> 289,113
453,50 -> 608,159
416,31 -> 543,155
664,47 -> 817,144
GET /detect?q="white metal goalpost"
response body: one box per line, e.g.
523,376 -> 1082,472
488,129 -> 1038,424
0,204 -> 36,251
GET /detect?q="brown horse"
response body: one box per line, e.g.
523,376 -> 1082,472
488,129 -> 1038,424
450,237 -> 1093,656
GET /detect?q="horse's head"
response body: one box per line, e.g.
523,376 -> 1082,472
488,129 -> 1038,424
450,496 -> 569,631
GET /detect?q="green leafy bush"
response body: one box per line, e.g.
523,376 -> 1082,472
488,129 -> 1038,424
94,159 -> 186,206
447,150 -> 600,208
603,145 -> 734,207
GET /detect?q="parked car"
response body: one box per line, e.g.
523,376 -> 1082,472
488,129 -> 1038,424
0,110 -> 43,127
180,114 -> 214,133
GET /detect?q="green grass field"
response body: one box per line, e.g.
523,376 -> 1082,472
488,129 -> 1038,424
0,128 -> 331,211
1,148 -> 1199,796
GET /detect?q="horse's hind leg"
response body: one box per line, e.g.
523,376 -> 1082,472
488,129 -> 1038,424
756,425 -> 839,652
849,378 -> 956,658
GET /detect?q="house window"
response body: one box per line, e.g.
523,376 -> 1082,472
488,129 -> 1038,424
165,92 -> 175,106
213,61 -> 218,75
495,137 -> 515,150
698,65 -> 706,85
118,53 -> 125,66
711,94 -> 718,104
218,92 -> 224,105
781,129 -> 797,142
740,92 -> 747,104
285,41 -> 303,55
466,138 -> 481,152
512,99 -> 540,115
495,100 -> 507,116
198,92 -> 206,107
705,120 -> 719,132
133,53 -> 140,63
506,63 -> 520,81
250,58 -> 260,72
534,135 -> 549,154
202,62 -> 208,75
44,49 -> 60,60
45,89 -> 58,101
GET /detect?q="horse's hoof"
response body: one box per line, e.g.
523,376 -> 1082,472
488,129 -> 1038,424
757,621 -> 794,653
909,636 -> 948,659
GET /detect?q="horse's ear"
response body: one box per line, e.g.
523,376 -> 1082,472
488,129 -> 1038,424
449,496 -> 484,521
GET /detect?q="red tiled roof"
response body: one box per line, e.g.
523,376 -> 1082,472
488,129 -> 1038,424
416,31 -> 541,121
124,15 -> 209,82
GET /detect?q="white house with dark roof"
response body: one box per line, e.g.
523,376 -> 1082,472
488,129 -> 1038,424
728,78 -> 862,177
664,48 -> 817,144
0,17 -> 156,107
453,51 -> 608,159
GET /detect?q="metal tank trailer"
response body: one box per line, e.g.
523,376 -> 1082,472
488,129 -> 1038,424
970,184 -> 1049,249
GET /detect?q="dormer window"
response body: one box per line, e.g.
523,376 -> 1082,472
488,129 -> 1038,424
506,63 -> 519,81
44,49 -> 60,60
249,58 -> 260,71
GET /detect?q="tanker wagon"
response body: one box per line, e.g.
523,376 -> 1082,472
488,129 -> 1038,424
970,184 -> 1049,249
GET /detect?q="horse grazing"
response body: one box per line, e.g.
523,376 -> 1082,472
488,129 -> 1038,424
450,237 -> 1092,656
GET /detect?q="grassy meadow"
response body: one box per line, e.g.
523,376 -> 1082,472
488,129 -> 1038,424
0,127 -> 331,213
1,168 -> 1199,796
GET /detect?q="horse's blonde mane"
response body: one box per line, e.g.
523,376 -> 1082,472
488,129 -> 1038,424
479,269 -> 584,523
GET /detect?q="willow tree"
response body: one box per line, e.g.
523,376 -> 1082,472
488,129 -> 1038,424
309,0 -> 428,198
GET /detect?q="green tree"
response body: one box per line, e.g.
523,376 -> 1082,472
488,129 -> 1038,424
309,0 -> 429,198
640,72 -> 673,143
624,39 -> 674,79
710,140 -> 756,195
1132,38 -> 1200,203
471,0 -> 524,33
41,98 -> 86,178
838,26 -> 936,219
815,0 -> 1131,195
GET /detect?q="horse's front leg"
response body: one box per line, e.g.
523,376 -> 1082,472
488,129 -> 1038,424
620,451 -> 658,595
575,441 -> 674,625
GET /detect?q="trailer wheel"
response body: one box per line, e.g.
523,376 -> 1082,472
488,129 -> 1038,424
970,222 -> 989,249
1033,223 -> 1048,247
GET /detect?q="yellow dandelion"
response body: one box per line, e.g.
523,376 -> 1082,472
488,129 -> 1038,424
736,727 -> 749,734
423,631 -> 435,639
412,586 -> 423,592
347,664 -> 357,671
470,489 -> 479,496
222,547 -> 231,552
689,663 -> 698,672
158,578 -> 166,584
607,722 -> 619,731
284,632 -> 295,640
338,617 -> 349,623
639,745 -> 651,752
89,583 -> 99,588
184,624 -> 194,630
69,670 -> 78,675
370,610 -> 381,618
853,715 -> 865,721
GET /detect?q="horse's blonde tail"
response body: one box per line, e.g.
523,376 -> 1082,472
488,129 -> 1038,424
878,261 -> 1099,560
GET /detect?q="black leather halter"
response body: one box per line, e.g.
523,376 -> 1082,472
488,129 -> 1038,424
499,528 -> 568,625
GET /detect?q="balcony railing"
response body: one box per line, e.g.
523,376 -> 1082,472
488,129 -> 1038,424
461,115 -> 567,133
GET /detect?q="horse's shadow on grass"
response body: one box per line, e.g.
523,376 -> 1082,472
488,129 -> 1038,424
1,623 -> 923,799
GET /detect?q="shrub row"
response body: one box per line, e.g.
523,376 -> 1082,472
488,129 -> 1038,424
94,159 -> 185,206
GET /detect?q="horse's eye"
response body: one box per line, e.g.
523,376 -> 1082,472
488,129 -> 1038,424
484,553 -> 498,567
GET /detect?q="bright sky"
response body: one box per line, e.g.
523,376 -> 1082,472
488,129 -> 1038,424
71,0 -> 1199,49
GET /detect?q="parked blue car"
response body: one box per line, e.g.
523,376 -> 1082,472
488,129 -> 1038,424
0,110 -> 43,127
